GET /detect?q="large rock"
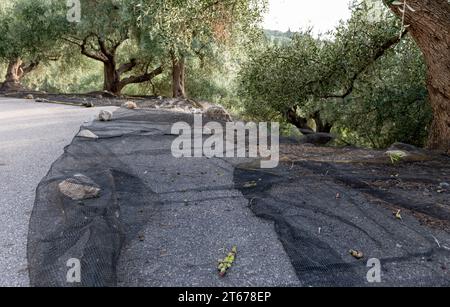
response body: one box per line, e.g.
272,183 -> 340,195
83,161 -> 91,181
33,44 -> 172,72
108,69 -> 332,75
98,110 -> 113,121
122,101 -> 138,109
300,133 -> 334,145
58,174 -> 101,200
77,129 -> 99,139
204,105 -> 233,122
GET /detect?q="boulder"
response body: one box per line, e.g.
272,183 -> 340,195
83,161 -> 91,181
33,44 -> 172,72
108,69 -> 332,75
122,101 -> 138,109
25,94 -> 34,100
98,110 -> 113,121
204,105 -> 233,122
58,174 -> 101,200
77,129 -> 99,139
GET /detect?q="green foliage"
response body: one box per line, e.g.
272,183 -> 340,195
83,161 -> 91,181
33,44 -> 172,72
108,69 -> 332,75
136,0 -> 267,58
238,1 -> 431,148
0,0 -> 66,62
0,0 -> 433,150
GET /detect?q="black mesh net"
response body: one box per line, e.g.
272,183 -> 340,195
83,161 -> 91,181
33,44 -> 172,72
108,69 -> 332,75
234,159 -> 450,287
28,108 -> 450,287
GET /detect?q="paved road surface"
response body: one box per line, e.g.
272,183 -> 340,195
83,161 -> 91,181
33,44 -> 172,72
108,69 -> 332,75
0,97 -> 117,286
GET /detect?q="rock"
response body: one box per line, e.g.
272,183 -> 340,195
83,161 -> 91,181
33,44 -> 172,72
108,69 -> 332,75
300,133 -> 334,145
122,101 -> 138,109
385,142 -> 429,162
98,110 -> 113,121
25,94 -> 34,99
439,182 -> 449,189
82,101 -> 94,108
204,105 -> 233,122
35,98 -> 48,103
77,129 -> 99,139
58,174 -> 101,200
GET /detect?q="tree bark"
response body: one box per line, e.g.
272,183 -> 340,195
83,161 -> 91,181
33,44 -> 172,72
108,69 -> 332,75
172,56 -> 186,98
103,60 -> 121,95
286,107 -> 315,135
0,58 -> 39,91
387,0 -> 450,151
311,111 -> 333,133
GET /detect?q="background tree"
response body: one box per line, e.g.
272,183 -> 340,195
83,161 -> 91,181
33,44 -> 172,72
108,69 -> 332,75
0,0 -> 66,91
137,0 -> 266,98
240,2 -> 402,130
61,0 -> 163,95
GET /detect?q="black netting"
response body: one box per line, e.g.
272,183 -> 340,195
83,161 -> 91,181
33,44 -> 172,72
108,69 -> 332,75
27,110 -> 165,286
234,160 -> 450,287
28,107 -> 450,287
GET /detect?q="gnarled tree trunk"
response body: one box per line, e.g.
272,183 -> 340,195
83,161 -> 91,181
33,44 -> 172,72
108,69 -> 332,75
103,60 -> 121,95
388,0 -> 450,151
286,108 -> 333,134
68,34 -> 163,96
172,56 -> 186,98
0,58 -> 39,91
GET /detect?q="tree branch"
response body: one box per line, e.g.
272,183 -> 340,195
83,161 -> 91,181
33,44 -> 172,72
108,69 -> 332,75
21,61 -> 39,75
117,58 -> 137,75
322,29 -> 409,100
80,35 -> 108,62
119,66 -> 163,87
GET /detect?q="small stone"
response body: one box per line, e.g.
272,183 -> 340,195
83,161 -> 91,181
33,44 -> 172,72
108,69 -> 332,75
82,101 -> 94,108
25,94 -> 34,99
98,110 -> 113,121
58,174 -> 101,200
349,249 -> 364,260
35,98 -> 48,103
77,129 -> 98,139
122,101 -> 138,109
439,182 -> 449,189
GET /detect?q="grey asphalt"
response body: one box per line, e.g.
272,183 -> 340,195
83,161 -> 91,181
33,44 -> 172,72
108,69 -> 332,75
0,97 -> 117,286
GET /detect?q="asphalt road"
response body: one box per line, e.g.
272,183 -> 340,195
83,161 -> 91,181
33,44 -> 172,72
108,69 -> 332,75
0,97 -> 117,286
